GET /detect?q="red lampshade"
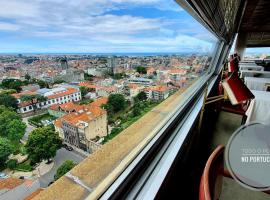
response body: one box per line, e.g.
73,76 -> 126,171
222,73 -> 255,105
228,57 -> 239,72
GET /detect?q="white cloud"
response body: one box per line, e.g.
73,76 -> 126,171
0,22 -> 20,31
0,0 -> 215,53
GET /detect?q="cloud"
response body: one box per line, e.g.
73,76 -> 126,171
0,22 -> 20,31
0,0 -> 216,53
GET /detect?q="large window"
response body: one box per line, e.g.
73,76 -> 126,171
0,0 -> 221,199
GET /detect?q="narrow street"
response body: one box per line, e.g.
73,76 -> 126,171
39,148 -> 87,188
22,117 -> 35,142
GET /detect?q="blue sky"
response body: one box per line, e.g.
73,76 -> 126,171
0,0 -> 218,53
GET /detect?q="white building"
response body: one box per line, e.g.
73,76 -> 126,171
13,87 -> 81,114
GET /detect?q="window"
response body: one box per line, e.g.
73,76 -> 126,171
2,0 -> 223,199
244,47 -> 270,59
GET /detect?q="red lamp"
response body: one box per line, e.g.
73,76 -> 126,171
222,73 -> 255,105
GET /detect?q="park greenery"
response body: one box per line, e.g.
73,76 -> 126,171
26,126 -> 62,164
84,73 -> 94,81
0,93 -> 18,109
103,92 -> 158,144
79,86 -> 90,99
28,113 -> 56,127
0,137 -> 13,167
0,78 -> 49,92
0,106 -> 26,142
136,66 -> 147,74
54,160 -> 77,180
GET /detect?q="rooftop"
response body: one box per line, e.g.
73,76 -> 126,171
34,81 -> 194,200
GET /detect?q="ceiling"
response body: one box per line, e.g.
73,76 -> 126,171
239,0 -> 270,47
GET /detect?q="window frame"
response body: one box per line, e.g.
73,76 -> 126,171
89,2 -> 229,199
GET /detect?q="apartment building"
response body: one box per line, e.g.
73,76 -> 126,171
144,85 -> 170,101
13,87 -> 81,114
53,97 -> 108,152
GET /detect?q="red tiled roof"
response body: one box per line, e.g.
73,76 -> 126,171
12,91 -> 36,99
144,85 -> 169,92
47,88 -> 79,99
89,97 -> 108,107
55,106 -> 106,128
50,102 -> 83,112
79,82 -> 97,89
0,178 -> 24,190
53,98 -> 107,128
169,69 -> 187,74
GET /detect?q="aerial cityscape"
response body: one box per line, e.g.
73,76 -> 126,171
0,52 -> 212,198
0,0 -> 269,199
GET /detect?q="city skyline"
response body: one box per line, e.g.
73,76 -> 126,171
0,0 -> 217,53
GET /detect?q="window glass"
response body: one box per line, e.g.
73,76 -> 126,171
0,0 -> 220,199
245,48 -> 270,59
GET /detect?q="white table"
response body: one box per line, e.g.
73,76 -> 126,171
239,64 -> 263,71
246,90 -> 270,125
244,77 -> 270,91
240,70 -> 270,78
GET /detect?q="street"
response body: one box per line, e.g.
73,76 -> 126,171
39,148 -> 87,188
22,117 -> 35,142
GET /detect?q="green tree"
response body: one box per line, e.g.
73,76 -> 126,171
0,137 -> 13,166
26,126 -> 62,164
54,160 -> 76,180
0,106 -> 25,141
107,94 -> 127,113
132,104 -> 141,117
6,119 -> 27,141
84,73 -> 94,81
31,78 -> 49,89
0,89 -> 17,95
6,159 -> 17,170
1,79 -> 24,92
21,94 -> 47,112
25,73 -> 31,81
136,91 -> 147,101
0,93 -> 18,109
136,66 -> 147,74
79,86 -> 89,98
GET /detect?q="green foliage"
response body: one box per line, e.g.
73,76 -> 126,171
112,73 -> 126,80
0,137 -> 13,165
102,127 -> 123,144
6,119 -> 27,141
135,91 -> 147,102
107,94 -> 127,113
132,104 -> 141,117
15,160 -> 33,172
0,89 -> 17,95
136,66 -> 147,74
53,79 -> 65,84
103,100 -> 158,144
0,93 -> 18,109
79,99 -> 94,105
79,86 -> 90,98
7,159 -> 17,170
26,126 -> 62,164
1,79 -> 25,92
54,160 -> 76,180
25,73 -> 31,81
21,94 -> 47,112
84,73 -> 94,81
30,78 -> 49,88
28,113 -> 56,127
0,106 -> 26,141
